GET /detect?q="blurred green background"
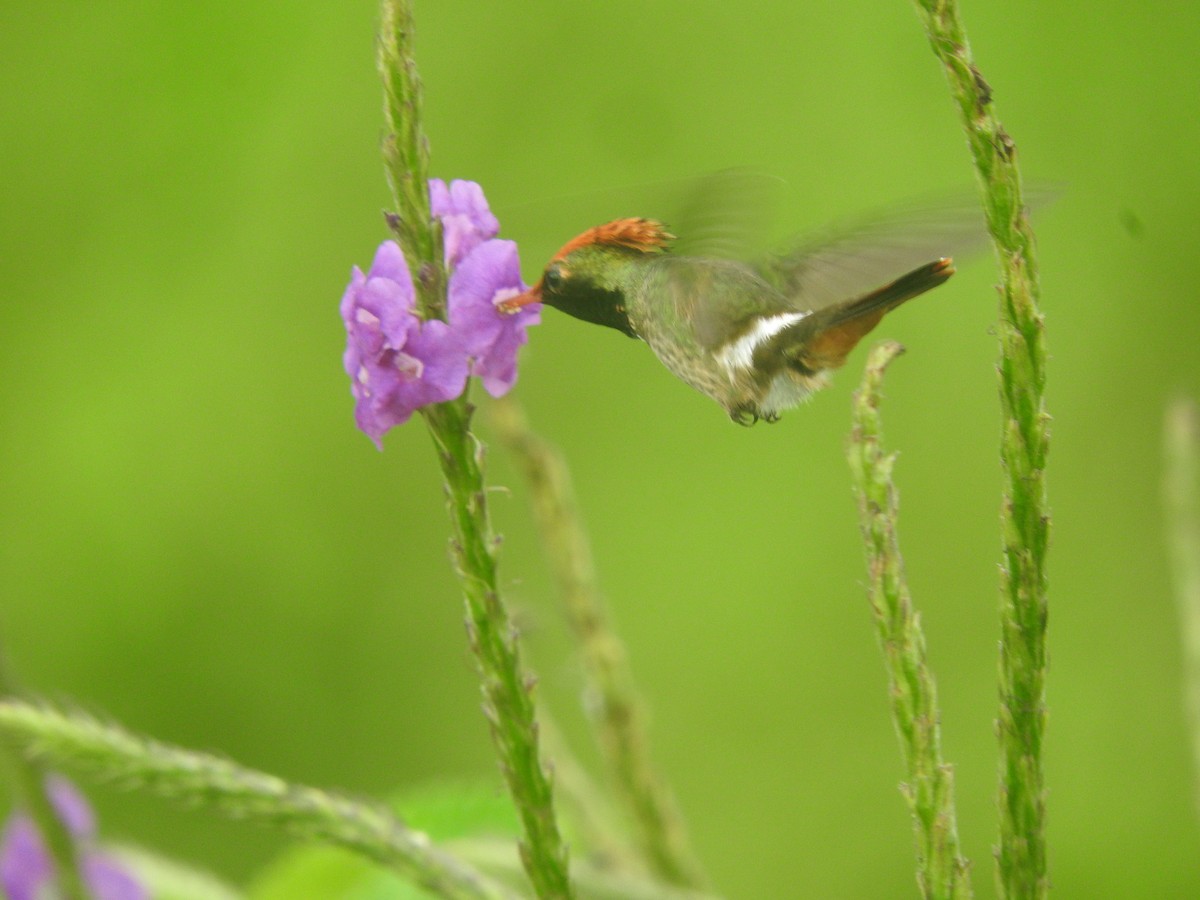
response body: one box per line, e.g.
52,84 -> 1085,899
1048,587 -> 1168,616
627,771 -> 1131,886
2,1 -> 1198,896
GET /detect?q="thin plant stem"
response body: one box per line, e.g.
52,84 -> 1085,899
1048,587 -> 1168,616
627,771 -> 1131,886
377,3 -> 574,897
907,4 -> 1051,896
1165,399 -> 1200,816
0,700 -> 516,900
0,640 -> 90,899
848,341 -> 973,900
378,0 -> 444,320
492,399 -> 707,889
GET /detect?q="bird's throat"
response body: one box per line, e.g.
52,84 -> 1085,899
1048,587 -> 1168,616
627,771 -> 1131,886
545,280 -> 637,338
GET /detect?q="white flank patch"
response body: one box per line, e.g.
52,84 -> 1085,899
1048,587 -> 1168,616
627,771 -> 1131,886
716,312 -> 808,376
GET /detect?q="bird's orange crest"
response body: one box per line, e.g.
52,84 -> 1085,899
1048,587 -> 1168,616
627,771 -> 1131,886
551,217 -> 675,262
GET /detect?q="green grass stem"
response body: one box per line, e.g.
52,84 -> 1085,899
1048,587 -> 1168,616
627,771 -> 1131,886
0,700 -> 515,900
378,0 -> 444,319
492,400 -> 707,890
533,711 -> 648,878
0,640 -> 90,899
377,3 -> 574,897
1165,399 -> 1200,816
907,4 -> 1051,896
848,341 -> 973,900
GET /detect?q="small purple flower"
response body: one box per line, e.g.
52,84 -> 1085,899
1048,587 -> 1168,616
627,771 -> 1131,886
430,178 -> 500,268
1,777 -> 146,900
341,241 -> 469,448
342,179 -> 540,445
449,239 -> 540,397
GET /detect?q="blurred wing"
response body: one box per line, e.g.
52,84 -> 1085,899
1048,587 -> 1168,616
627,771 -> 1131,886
665,168 -> 784,260
757,191 -> 1019,312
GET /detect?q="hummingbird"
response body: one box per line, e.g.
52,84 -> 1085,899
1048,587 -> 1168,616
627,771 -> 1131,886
499,209 -> 959,424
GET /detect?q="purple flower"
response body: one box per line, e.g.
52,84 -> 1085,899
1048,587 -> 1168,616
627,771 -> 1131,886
430,179 -> 500,269
341,241 -> 469,448
343,243 -> 472,448
449,239 -> 540,397
1,777 -> 146,900
342,179 -> 541,445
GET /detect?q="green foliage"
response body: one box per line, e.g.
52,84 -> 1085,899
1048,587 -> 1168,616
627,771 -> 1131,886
848,342 -> 972,899
109,846 -> 242,900
909,1 -> 1051,895
250,783 -> 519,900
252,848 -> 381,900
393,782 -> 521,842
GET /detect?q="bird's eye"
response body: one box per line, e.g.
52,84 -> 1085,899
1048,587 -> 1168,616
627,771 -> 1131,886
542,266 -> 564,292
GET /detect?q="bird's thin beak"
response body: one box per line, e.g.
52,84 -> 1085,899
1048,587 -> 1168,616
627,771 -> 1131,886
497,282 -> 542,314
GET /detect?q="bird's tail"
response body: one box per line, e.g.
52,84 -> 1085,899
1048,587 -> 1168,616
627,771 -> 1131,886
772,258 -> 954,373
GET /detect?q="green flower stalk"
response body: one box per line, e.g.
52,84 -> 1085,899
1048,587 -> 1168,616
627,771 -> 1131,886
848,341 -> 972,900
530,711 -> 644,876
374,2 -> 573,897
0,701 -> 515,900
378,0 -> 443,320
907,4 -> 1051,896
1165,399 -> 1200,816
0,640 -> 90,900
492,400 -> 707,889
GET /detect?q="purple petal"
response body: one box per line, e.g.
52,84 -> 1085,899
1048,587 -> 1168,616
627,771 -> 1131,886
341,244 -> 416,380
0,780 -> 146,900
448,240 -> 527,352
430,179 -> 500,269
47,777 -> 95,839
448,239 -> 540,397
84,855 -> 149,900
350,344 -> 425,447
360,275 -> 415,346
474,306 -> 535,397
429,178 -> 449,210
404,319 -> 470,406
0,820 -> 51,900
338,266 -> 367,324
475,352 -> 521,398
341,241 -> 472,446
366,239 -> 410,283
